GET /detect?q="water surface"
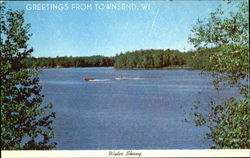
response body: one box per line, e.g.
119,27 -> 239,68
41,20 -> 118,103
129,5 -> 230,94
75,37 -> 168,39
39,67 -> 236,149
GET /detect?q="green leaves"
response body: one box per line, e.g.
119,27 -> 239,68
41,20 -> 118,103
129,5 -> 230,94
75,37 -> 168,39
192,97 -> 250,149
1,5 -> 56,150
114,49 -> 187,69
189,1 -> 249,149
189,1 -> 249,82
189,1 -> 249,49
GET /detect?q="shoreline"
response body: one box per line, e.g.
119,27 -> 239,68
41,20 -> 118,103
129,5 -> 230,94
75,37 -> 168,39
114,66 -> 195,70
38,66 -> 195,70
37,66 -> 113,69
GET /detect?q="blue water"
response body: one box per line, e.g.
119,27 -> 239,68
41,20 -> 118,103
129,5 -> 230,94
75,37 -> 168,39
39,67 -> 237,149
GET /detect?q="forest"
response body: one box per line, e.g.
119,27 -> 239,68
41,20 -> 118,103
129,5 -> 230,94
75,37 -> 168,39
114,49 -> 188,69
23,55 -> 115,68
23,48 -> 216,70
113,47 -> 223,70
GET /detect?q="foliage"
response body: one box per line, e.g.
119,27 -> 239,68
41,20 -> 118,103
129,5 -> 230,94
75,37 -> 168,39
114,49 -> 189,69
23,48 -> 221,70
188,1 -> 249,149
193,98 -> 249,149
189,1 -> 249,85
0,4 -> 56,149
187,47 -> 218,70
23,56 -> 115,68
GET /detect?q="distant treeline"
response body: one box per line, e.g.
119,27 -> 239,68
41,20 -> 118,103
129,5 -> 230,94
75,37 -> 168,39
114,48 -> 217,69
114,49 -> 191,69
23,48 -> 217,69
23,55 -> 115,68
187,47 -> 219,71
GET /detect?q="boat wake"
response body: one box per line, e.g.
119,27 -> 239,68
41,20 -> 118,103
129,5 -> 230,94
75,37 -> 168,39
115,77 -> 144,80
84,77 -> 144,82
87,79 -> 110,82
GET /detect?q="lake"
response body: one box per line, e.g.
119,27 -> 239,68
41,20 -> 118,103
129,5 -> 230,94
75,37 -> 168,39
39,67 -> 237,149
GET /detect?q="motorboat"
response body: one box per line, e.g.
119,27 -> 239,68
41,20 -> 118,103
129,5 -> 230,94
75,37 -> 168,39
84,78 -> 95,81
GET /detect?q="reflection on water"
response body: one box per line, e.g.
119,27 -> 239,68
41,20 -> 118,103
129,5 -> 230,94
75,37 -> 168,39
39,67 -> 237,149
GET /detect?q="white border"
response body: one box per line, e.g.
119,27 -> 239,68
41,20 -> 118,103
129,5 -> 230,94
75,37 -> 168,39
2,1 -> 250,158
2,150 -> 250,158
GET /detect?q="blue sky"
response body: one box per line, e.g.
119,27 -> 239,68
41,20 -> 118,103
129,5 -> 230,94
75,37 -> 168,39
5,0 -> 240,57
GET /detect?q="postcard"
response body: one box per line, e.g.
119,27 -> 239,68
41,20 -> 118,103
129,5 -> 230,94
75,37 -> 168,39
1,0 -> 249,157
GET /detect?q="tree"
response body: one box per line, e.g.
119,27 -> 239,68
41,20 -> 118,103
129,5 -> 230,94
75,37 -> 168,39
0,4 -> 56,149
113,49 -> 188,69
188,1 -> 249,148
